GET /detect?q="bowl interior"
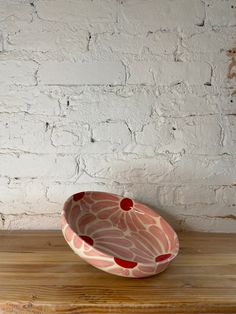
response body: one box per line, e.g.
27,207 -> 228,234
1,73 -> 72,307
63,191 -> 179,265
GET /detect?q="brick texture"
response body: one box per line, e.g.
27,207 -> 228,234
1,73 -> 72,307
0,0 -> 235,232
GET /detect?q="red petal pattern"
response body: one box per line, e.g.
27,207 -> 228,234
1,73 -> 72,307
114,257 -> 137,269
73,192 -> 85,201
156,253 -> 172,262
120,198 -> 133,211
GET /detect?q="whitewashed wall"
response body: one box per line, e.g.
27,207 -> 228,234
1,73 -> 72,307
0,0 -> 235,232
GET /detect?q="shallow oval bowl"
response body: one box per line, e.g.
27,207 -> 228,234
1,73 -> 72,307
61,191 -> 179,278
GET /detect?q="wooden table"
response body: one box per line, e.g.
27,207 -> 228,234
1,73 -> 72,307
0,231 -> 235,314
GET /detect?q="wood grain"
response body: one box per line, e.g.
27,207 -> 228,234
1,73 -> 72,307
0,231 -> 235,314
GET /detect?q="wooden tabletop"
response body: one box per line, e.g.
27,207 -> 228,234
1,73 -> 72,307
0,231 -> 235,314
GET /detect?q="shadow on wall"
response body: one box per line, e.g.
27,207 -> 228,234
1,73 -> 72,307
99,160 -> 182,231
96,151 -> 235,233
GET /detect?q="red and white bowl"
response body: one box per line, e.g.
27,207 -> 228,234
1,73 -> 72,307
61,191 -> 179,278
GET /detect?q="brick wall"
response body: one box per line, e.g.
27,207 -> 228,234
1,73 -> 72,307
0,0 -> 235,231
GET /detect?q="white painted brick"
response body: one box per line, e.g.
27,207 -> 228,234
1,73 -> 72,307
221,115 -> 236,154
27,92 -> 60,116
177,204 -> 235,218
155,93 -> 219,117
123,184 -> 160,210
136,120 -> 172,150
0,154 -> 76,180
93,121 -> 131,145
95,31 -> 178,56
0,61 -> 37,86
144,32 -> 178,56
217,186 -> 236,206
80,141 -> 116,155
156,62 -> 211,85
156,186 -> 176,206
0,177 -> 24,203
206,0 -> 236,26
51,122 -> 90,148
0,87 -> 29,113
36,0 -> 117,24
128,62 -> 211,85
136,116 -> 223,154
127,62 -> 154,85
38,61 -> 125,85
0,115 -> 54,153
94,33 -> 144,55
46,182 -> 124,204
0,180 -> 48,214
227,115 -> 236,143
24,182 -> 47,204
0,1 -> 32,23
7,20 -> 88,56
120,0 -> 205,32
2,214 -> 60,230
165,155 -> 236,185
0,200 -> 59,215
0,87 -> 59,116
0,32 -> 3,52
183,30 -> 235,59
212,61 -> 230,86
178,116 -> 222,154
0,97 -> 27,113
219,95 -> 236,115
0,0 -> 235,232
174,186 -> 216,205
83,155 -> 173,184
123,144 -> 155,157
46,184 -> 85,204
64,88 -> 154,131
81,139 -> 126,156
179,215 -> 236,233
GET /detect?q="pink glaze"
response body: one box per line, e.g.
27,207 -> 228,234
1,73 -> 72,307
61,191 -> 179,278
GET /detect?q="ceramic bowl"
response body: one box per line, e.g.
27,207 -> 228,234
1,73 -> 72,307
61,191 -> 179,278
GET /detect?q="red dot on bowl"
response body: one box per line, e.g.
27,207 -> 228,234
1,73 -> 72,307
155,253 -> 172,262
114,257 -> 137,268
80,235 -> 94,246
73,192 -> 85,201
120,198 -> 133,211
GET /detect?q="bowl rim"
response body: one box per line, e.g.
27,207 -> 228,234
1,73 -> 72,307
62,190 -> 180,267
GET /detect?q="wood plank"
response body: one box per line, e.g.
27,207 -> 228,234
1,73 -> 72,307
0,231 -> 235,313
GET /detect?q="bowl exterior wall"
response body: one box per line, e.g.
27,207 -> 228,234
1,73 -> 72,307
62,221 -> 171,278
